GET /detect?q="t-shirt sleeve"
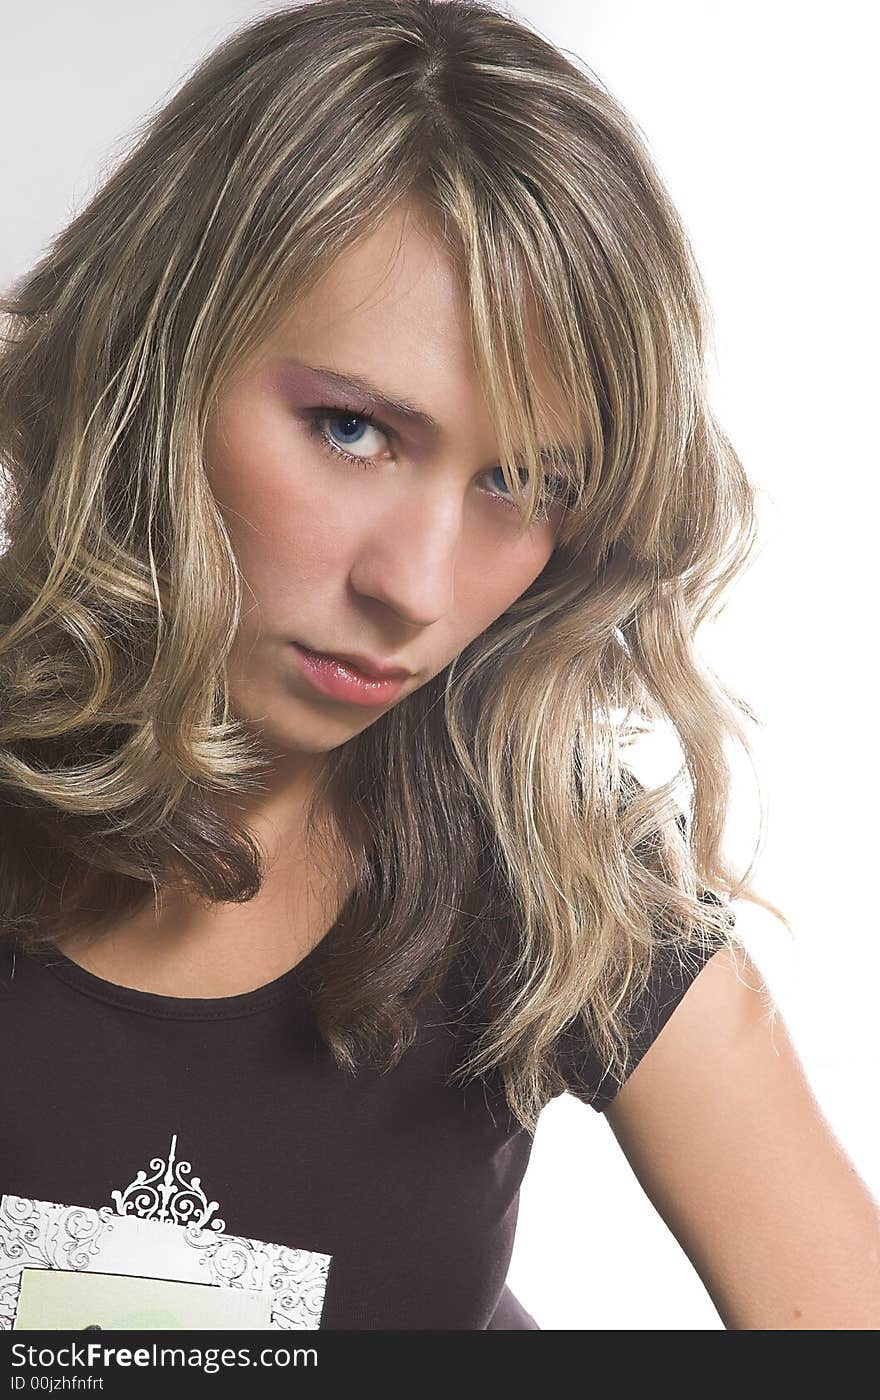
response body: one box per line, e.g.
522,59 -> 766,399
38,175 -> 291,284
553,891 -> 735,1113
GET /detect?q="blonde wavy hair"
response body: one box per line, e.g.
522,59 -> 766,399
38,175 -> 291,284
0,0 -> 790,1132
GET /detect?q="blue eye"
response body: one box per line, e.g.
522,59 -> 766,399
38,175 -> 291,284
301,405 -> 567,520
326,413 -> 369,447
488,464 -> 570,519
488,464 -> 530,498
302,406 -> 390,467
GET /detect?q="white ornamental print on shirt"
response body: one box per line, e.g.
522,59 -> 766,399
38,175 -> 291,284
0,1132 -> 333,1329
110,1132 -> 226,1231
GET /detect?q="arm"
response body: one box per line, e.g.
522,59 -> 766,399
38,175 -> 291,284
603,944 -> 880,1329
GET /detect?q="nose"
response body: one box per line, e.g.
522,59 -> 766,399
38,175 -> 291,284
348,488 -> 463,627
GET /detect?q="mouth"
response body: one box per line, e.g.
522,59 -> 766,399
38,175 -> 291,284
294,643 -> 413,681
288,642 -> 412,707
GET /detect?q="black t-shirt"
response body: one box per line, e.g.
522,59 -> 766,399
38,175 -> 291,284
0,922 -> 729,1330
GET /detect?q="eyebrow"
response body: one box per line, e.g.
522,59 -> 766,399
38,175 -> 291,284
288,360 -> 444,437
286,359 -> 583,469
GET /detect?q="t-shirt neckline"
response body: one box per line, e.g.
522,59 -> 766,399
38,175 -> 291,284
18,935 -> 327,1021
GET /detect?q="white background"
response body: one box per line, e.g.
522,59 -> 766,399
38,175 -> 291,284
2,1 -> 877,1329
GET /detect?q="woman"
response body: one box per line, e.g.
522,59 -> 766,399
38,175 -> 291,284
0,0 -> 876,1331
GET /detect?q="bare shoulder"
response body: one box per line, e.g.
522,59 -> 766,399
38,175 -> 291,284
608,943 -> 773,1123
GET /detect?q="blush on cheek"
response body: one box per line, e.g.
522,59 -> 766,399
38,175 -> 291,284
206,400 -> 307,524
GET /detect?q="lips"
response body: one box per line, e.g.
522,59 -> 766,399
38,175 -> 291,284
298,645 -> 411,680
290,642 -> 410,707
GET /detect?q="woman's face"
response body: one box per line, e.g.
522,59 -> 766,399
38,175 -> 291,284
204,202 -> 572,758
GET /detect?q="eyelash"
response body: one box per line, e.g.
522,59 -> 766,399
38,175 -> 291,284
300,405 -> 558,517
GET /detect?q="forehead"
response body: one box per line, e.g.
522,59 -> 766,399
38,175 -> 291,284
261,206 -> 576,452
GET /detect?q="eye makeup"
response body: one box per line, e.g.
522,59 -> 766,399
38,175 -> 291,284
299,404 -> 566,520
269,359 -> 575,520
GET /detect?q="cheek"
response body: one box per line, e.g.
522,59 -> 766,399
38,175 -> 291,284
205,399 -> 348,574
459,536 -> 555,635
